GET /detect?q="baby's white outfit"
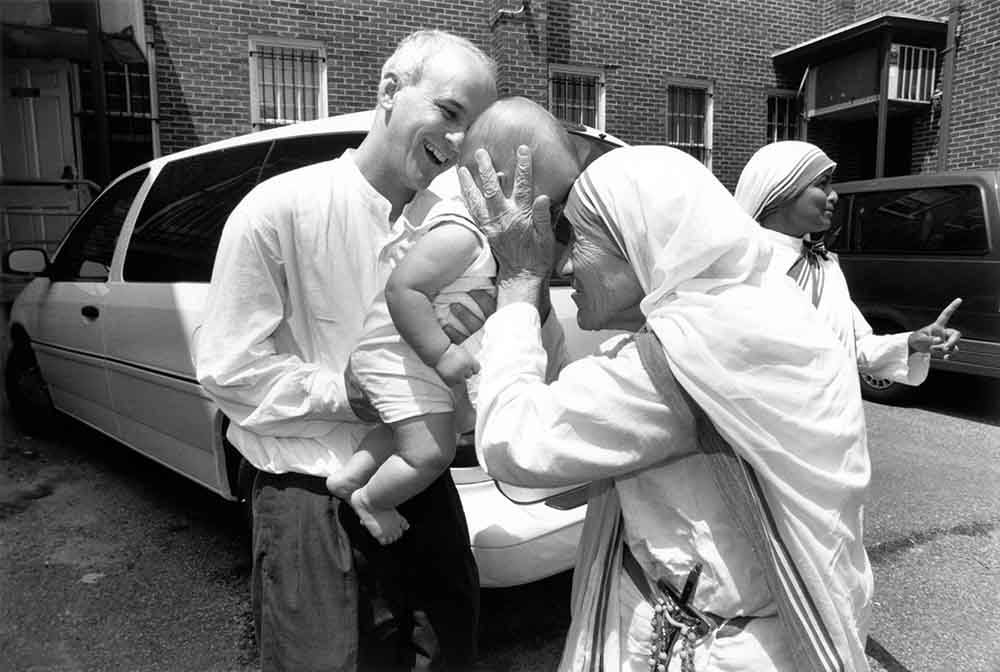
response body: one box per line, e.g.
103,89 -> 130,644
349,197 -> 496,432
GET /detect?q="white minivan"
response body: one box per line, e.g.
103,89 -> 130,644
3,111 -> 625,587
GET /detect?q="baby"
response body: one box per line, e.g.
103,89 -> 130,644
326,97 -> 582,544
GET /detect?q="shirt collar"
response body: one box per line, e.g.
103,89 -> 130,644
760,226 -> 805,252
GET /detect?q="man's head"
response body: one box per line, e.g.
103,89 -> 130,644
366,30 -> 497,200
459,97 -> 581,210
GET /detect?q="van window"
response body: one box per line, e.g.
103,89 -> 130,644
124,133 -> 367,283
51,170 -> 148,281
851,185 -> 988,254
125,143 -> 272,282
256,132 -> 365,183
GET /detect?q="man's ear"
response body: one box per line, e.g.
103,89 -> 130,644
378,74 -> 400,111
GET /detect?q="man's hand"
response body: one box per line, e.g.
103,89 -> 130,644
458,145 -> 555,283
442,288 -> 497,344
434,344 -> 480,386
908,298 -> 962,358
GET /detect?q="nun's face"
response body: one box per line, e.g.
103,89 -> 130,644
781,172 -> 838,237
556,211 -> 645,332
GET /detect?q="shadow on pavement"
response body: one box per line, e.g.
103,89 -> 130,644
891,370 -> 1000,426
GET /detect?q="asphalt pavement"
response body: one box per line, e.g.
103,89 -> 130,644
1,350 -> 998,671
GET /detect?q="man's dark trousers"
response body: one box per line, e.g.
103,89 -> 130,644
344,470 -> 480,672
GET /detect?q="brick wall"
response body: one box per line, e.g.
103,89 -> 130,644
533,0 -> 828,188
849,0 -> 1000,172
144,0 -> 997,185
145,0 -> 492,155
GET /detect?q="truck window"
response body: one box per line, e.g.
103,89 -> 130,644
852,185 -> 989,254
124,143 -> 272,282
51,170 -> 149,281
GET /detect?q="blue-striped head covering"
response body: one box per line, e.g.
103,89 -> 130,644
734,141 -> 836,223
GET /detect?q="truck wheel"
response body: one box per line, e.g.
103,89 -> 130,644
858,371 -> 914,405
4,344 -> 58,435
858,318 -> 917,405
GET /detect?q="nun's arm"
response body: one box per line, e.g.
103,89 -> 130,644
474,303 -> 694,488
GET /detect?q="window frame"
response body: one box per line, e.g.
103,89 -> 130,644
765,88 -> 801,143
248,36 -> 328,131
548,64 -> 606,131
51,169 -> 149,282
846,184 -> 990,255
664,77 -> 714,170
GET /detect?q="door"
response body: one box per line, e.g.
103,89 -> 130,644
33,169 -> 148,436
1,59 -> 88,256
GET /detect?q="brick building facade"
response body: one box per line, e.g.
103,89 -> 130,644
138,0 -> 999,189
2,0 -> 998,260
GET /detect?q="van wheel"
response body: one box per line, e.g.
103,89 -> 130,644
4,344 -> 58,435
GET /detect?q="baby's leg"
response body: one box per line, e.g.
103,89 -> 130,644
325,424 -> 394,500
351,413 -> 456,544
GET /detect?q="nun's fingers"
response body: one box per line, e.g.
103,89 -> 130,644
933,297 -> 962,328
458,165 -> 491,230
474,148 -> 506,215
511,145 -> 534,212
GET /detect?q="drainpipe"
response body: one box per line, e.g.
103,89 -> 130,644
875,31 -> 891,178
85,0 -> 111,186
146,22 -> 161,158
937,0 -> 961,172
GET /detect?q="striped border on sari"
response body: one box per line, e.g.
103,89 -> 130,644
635,326 -> 845,672
588,514 -> 624,672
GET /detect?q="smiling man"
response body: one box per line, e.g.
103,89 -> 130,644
195,30 -> 496,672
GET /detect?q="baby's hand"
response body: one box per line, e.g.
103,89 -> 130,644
434,344 -> 480,386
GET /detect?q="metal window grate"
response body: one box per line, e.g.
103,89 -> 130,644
254,46 -> 323,126
890,44 -> 937,102
666,86 -> 709,164
79,63 -> 151,117
550,71 -> 599,128
766,95 -> 799,143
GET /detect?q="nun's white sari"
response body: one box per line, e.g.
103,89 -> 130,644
735,140 -> 929,385
475,146 -> 873,671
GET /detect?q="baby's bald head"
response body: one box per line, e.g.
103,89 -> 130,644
459,97 -> 581,206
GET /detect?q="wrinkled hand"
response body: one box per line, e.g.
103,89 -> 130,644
458,145 -> 555,283
434,343 -> 480,386
908,298 -> 962,358
441,288 -> 497,344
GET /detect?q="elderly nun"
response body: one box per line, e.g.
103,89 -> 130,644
460,144 -> 875,671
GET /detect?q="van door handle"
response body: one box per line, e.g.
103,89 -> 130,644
81,305 -> 100,319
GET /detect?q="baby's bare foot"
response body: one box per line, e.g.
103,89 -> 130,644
350,489 -> 409,545
325,472 -> 363,500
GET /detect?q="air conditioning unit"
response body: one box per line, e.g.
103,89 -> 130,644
887,43 -> 938,102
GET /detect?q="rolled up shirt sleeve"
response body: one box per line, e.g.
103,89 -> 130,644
474,302 -> 693,488
195,205 -> 357,437
852,304 -> 930,385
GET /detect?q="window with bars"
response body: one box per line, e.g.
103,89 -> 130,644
77,62 -> 153,178
766,93 -> 800,143
665,81 -> 712,168
249,38 -> 327,130
79,63 -> 151,117
549,66 -> 605,130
